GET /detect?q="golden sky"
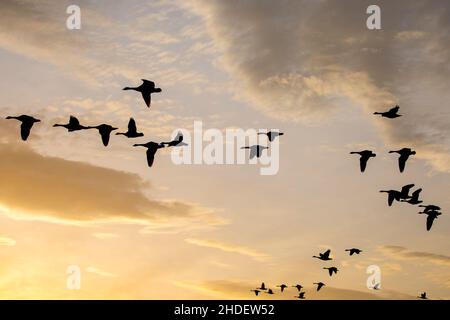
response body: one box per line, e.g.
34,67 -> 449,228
0,0 -> 449,299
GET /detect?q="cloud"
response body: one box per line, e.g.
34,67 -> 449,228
185,238 -> 269,261
86,267 -> 116,278
186,0 -> 450,172
0,126 -> 224,229
378,245 -> 450,267
0,236 -> 16,246
93,233 -> 119,240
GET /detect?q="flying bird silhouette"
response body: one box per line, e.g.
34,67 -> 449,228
257,282 -> 267,291
419,210 -> 441,231
313,249 -> 332,261
313,282 -> 325,291
258,131 -> 284,142
133,141 -> 165,167
323,267 -> 339,276
265,289 -> 274,295
86,124 -> 118,146
250,289 -> 260,296
400,184 -> 416,199
162,132 -> 187,147
379,189 -> 402,207
6,115 -> 41,141
419,204 -> 441,213
418,292 -> 427,299
123,79 -> 161,108
374,105 -> 402,119
401,188 -> 423,205
276,284 -> 288,292
389,148 -> 416,173
295,292 -> 306,299
241,145 -> 268,159
116,118 -> 144,138
53,116 -> 87,132
292,284 -> 303,292
350,150 -> 376,172
345,248 -> 362,256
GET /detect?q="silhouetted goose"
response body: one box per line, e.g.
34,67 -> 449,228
379,189 -> 402,206
250,289 -> 260,296
6,115 -> 41,141
295,292 -> 306,299
400,184 -> 415,199
162,131 -> 186,147
292,284 -> 303,292
53,116 -> 87,132
276,284 -> 288,292
133,141 -> 165,167
241,145 -> 268,159
419,210 -> 441,231
116,118 -> 144,138
123,79 -> 161,108
419,204 -> 441,213
323,267 -> 339,277
313,282 -> 325,291
418,292 -> 427,299
265,289 -> 274,295
401,188 -> 423,205
258,131 -> 284,142
345,248 -> 362,256
350,150 -> 376,172
257,282 -> 267,291
374,105 -> 402,119
86,124 -> 118,146
389,148 -> 416,173
313,249 -> 332,261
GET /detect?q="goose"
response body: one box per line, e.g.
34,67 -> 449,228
258,131 -> 284,142
6,115 -> 41,141
294,292 -> 306,299
116,118 -> 144,138
389,148 -> 416,173
419,210 -> 442,231
133,141 -> 165,167
401,188 -> 423,205
265,289 -> 274,295
257,282 -> 267,291
374,105 -> 402,119
86,124 -> 118,146
162,132 -> 186,147
323,267 -> 339,276
345,248 -> 362,256
292,284 -> 303,292
241,145 -> 268,159
276,284 -> 288,292
350,150 -> 376,172
418,204 -> 441,213
250,289 -> 260,296
313,249 -> 332,261
53,115 -> 87,132
313,282 -> 325,291
379,189 -> 402,207
123,79 -> 161,108
418,292 -> 427,299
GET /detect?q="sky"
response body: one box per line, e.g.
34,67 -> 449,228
0,0 -> 449,299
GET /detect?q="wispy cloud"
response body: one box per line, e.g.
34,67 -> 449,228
86,267 -> 117,278
378,245 -> 450,267
185,238 -> 270,261
0,236 -> 16,246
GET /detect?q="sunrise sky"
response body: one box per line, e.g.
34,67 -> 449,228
0,0 -> 449,299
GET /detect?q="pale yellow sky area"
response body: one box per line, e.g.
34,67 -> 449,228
0,0 -> 450,300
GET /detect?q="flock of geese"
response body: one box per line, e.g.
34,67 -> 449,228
5,79 -> 282,167
3,80 -> 439,300
251,248 -> 363,299
350,105 -> 443,231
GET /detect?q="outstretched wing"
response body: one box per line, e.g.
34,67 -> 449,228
359,156 -> 368,172
398,154 -> 408,173
20,122 -> 33,141
146,147 -> 158,167
100,131 -> 111,147
249,148 -> 257,159
128,118 -> 137,132
142,79 -> 156,88
328,269 -> 333,276
69,116 -> 80,126
323,249 -> 331,259
142,91 -> 151,107
388,192 -> 395,206
390,105 -> 400,113
426,215 -> 436,231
